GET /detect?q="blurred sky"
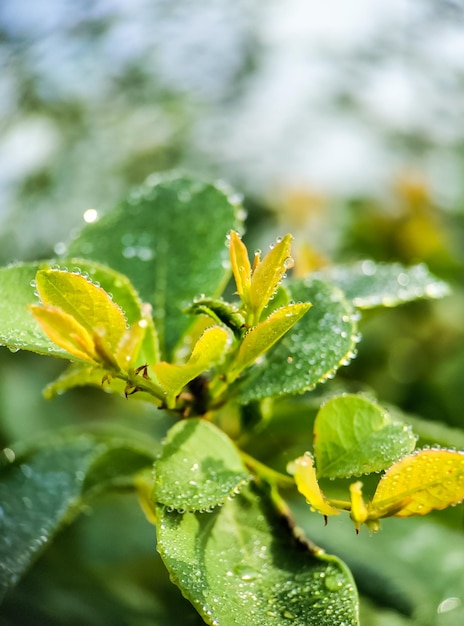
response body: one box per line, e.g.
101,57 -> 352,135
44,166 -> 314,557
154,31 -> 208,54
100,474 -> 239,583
1,0 -> 464,259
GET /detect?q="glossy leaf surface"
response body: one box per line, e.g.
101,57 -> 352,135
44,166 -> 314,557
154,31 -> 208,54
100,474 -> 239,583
315,261 -> 450,308
29,304 -> 99,363
228,303 -> 311,380
66,175 -> 243,356
236,279 -> 358,403
156,482 -> 359,626
0,261 -> 157,365
249,234 -> 293,321
34,270 -> 127,350
291,455 -> 340,517
153,326 -> 229,408
314,395 -> 417,479
370,449 -> 464,519
153,419 -> 250,512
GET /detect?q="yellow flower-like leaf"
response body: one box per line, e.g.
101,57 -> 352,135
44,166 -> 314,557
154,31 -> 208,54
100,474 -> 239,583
368,449 -> 464,520
348,481 -> 381,533
290,455 -> 340,517
29,269 -> 132,369
153,326 -> 230,408
249,234 -> 293,321
227,302 -> 311,381
116,304 -> 158,370
229,231 -> 294,326
35,269 -> 128,350
229,231 -> 252,308
29,304 -> 98,363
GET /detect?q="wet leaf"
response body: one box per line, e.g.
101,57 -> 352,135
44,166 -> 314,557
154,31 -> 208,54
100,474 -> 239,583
153,418 -> 250,512
290,455 -> 340,517
228,303 -> 311,380
66,175 -> 244,356
28,304 -> 99,364
229,230 -> 252,308
0,262 -> 66,357
249,234 -> 293,322
235,279 -> 358,403
369,449 -> 464,519
185,296 -> 245,338
0,431 -> 157,601
314,395 -> 417,479
314,261 -> 450,309
156,482 -> 359,626
0,261 -> 157,366
153,326 -> 230,408
34,270 -> 128,351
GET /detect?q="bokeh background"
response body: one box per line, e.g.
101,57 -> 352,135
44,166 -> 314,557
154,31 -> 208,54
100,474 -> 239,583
1,2 -> 464,625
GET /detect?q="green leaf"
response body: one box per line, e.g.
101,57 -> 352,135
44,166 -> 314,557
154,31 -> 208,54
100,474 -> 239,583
228,303 -> 311,380
0,431 -> 156,601
185,296 -> 245,338
153,418 -> 250,512
65,174 -> 244,356
315,261 -> 450,308
236,279 -> 359,403
0,262 -> 65,357
314,395 -> 417,479
291,497 -> 464,622
153,326 -> 230,408
156,482 -> 359,626
0,260 -> 158,365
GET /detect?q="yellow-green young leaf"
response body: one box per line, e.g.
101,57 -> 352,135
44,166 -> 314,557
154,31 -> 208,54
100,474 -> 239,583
369,449 -> 464,520
228,303 -> 311,381
290,455 -> 340,517
153,327 -> 229,408
116,304 -> 157,370
29,304 -> 98,363
35,270 -> 128,354
349,482 -> 370,533
249,234 -> 293,321
229,230 -> 252,306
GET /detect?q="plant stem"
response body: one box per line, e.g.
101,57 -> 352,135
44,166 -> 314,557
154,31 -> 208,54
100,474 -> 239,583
240,451 -> 295,489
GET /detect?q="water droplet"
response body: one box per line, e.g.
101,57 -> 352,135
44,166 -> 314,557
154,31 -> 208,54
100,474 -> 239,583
53,241 -> 67,255
437,597 -> 462,614
123,246 -> 137,259
361,260 -> 377,276
2,447 -> 15,463
234,564 -> 260,581
83,208 -> 98,223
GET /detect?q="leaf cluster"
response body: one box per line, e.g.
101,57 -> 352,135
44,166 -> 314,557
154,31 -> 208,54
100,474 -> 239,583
0,174 -> 457,625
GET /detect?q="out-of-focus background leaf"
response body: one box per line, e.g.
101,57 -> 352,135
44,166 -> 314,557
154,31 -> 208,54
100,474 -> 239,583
1,1 -> 464,624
